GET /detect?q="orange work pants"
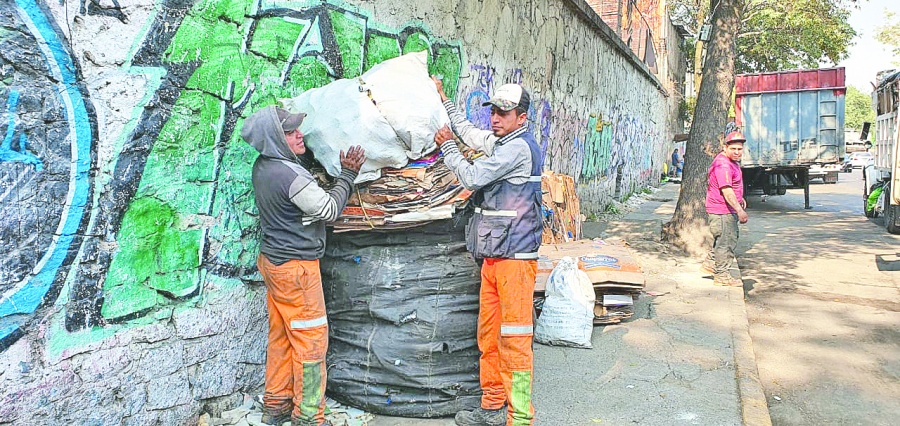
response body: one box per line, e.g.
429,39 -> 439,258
257,255 -> 328,426
478,258 -> 537,426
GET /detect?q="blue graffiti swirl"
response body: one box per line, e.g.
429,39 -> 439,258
0,0 -> 92,344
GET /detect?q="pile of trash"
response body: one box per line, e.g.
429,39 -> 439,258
280,50 -> 475,231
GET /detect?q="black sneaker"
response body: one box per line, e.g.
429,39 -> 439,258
454,407 -> 506,426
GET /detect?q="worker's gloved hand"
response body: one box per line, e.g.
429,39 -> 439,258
340,145 -> 366,173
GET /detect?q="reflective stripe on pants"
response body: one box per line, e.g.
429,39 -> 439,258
478,258 -> 536,426
257,255 -> 328,425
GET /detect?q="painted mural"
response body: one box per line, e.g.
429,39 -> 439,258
0,0 -> 462,350
0,0 -> 666,353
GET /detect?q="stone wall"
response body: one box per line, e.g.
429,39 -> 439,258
0,0 -> 682,424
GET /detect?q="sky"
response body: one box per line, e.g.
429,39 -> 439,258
837,0 -> 900,91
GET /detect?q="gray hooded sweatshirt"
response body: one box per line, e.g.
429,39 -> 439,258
242,105 -> 357,263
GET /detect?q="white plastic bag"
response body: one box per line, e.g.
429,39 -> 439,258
534,257 -> 596,348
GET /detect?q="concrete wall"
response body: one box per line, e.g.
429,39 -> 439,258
0,0 -> 680,424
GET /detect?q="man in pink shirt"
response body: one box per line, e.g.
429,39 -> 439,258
705,131 -> 749,287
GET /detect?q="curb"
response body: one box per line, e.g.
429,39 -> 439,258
728,287 -> 772,426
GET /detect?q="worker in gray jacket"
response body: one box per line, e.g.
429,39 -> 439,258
241,105 -> 365,426
432,78 -> 543,426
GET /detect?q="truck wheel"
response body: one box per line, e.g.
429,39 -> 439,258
776,187 -> 787,195
886,185 -> 900,234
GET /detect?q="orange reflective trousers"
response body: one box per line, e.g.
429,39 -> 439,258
257,255 -> 328,425
478,258 -> 537,426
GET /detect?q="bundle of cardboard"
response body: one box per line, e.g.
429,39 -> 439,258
331,150 -> 473,232
535,239 -> 644,325
330,148 -> 586,233
541,171 -> 582,244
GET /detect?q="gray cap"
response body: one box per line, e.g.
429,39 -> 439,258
276,107 -> 306,132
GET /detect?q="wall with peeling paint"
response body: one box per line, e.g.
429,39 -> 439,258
0,0 -> 682,423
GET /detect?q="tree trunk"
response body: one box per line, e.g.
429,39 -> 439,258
663,0 -> 743,257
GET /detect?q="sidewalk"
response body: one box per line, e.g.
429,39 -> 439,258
535,182 -> 770,425
368,183 -> 770,425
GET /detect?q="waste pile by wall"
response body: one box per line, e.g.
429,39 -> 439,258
0,0 -> 681,423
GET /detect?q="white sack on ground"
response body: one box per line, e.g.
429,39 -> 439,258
361,50 -> 449,159
534,257 -> 596,349
281,51 -> 449,183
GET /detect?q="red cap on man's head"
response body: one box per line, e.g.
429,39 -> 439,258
724,131 -> 746,144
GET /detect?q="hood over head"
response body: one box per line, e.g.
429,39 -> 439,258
241,105 -> 298,161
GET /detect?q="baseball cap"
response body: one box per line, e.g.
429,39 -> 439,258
482,84 -> 531,112
276,107 -> 306,132
724,131 -> 746,144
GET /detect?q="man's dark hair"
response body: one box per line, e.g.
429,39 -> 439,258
515,87 -> 531,116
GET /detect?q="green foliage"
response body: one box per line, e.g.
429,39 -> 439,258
875,11 -> 900,61
737,0 -> 856,72
669,0 -> 857,73
845,86 -> 876,131
679,96 -> 696,125
605,203 -> 621,215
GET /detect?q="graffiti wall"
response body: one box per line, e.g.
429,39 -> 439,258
0,0 -> 676,423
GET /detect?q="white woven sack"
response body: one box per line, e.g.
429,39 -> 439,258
281,79 -> 407,183
360,50 -> 450,159
534,257 -> 596,349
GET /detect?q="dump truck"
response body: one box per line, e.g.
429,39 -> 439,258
863,69 -> 900,234
734,67 -> 846,209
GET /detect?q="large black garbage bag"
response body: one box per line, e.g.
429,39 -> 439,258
321,217 -> 482,417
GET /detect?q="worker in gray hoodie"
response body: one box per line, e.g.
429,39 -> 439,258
241,105 -> 365,426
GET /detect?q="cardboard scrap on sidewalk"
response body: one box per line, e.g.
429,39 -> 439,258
541,171 -> 582,244
535,239 -> 645,325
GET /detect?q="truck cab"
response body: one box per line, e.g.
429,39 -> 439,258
864,70 -> 900,233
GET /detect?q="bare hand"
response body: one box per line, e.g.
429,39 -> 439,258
340,145 -> 366,172
738,210 -> 749,224
433,125 -> 454,147
431,75 -> 448,102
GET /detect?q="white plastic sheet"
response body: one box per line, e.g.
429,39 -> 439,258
281,51 -> 449,183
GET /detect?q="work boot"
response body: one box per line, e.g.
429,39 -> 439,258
713,275 -> 743,287
701,260 -> 715,275
261,410 -> 290,426
454,407 -> 506,426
